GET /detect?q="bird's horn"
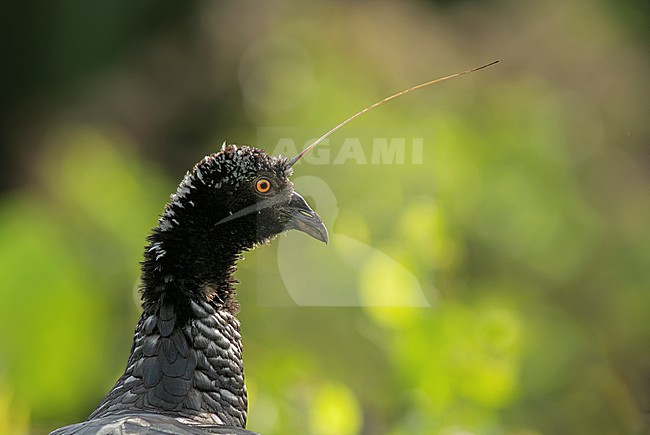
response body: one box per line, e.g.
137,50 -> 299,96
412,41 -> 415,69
286,60 -> 499,168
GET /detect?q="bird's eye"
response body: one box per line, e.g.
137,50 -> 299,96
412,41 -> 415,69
255,177 -> 272,194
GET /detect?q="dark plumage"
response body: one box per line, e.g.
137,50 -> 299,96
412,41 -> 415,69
50,144 -> 327,435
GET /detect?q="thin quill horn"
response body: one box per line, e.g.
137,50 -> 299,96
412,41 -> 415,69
286,60 -> 499,167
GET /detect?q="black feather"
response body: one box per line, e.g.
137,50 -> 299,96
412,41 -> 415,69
50,146 -> 325,434
50,413 -> 262,435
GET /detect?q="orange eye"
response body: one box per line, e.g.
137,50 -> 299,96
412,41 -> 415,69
255,178 -> 272,194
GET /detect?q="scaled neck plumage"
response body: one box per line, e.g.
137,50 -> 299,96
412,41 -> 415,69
90,153 -> 257,427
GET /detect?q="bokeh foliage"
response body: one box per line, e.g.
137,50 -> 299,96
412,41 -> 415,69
1,1 -> 649,434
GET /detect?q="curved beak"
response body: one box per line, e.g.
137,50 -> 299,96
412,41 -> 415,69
282,192 -> 328,244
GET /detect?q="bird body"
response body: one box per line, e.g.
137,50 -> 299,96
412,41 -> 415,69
51,413 -> 261,435
51,144 -> 327,434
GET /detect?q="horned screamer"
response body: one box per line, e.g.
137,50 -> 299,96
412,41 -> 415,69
51,61 -> 498,435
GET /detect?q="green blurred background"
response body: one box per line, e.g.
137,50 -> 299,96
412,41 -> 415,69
2,0 -> 649,434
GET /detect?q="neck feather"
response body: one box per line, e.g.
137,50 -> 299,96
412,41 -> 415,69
139,168 -> 250,314
90,299 -> 248,427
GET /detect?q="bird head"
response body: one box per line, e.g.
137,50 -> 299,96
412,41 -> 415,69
156,144 -> 328,254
